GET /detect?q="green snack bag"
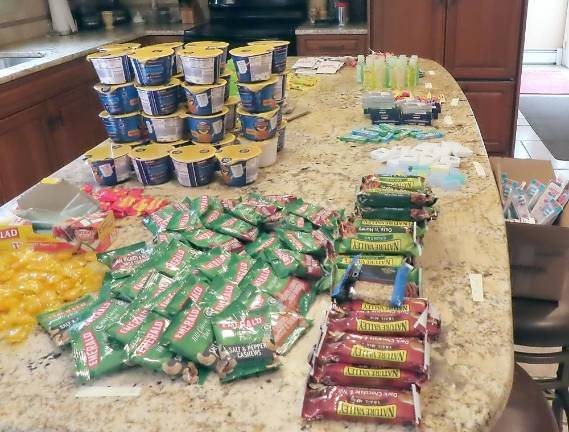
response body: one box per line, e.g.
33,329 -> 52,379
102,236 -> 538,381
260,194 -> 298,209
357,187 -> 437,209
191,195 -> 222,217
107,305 -> 158,345
37,294 -> 97,347
117,268 -> 158,301
274,213 -> 315,232
136,272 -> 175,303
212,301 -> 279,382
336,228 -> 421,256
241,262 -> 315,315
239,289 -> 312,355
203,209 -> 259,242
76,298 -> 130,332
70,325 -> 126,382
244,232 -> 282,257
161,305 -> 222,369
152,240 -> 203,278
262,247 -> 323,279
97,242 -> 153,279
335,255 -> 421,286
356,205 -> 437,222
225,253 -> 256,285
226,195 -> 279,226
125,316 -> 200,384
154,231 -> 183,245
142,206 -> 179,235
165,278 -> 210,317
200,276 -> 242,317
193,248 -> 233,280
285,198 -> 339,230
360,174 -> 427,192
167,208 -> 203,232
182,228 -> 244,253
277,229 -> 329,257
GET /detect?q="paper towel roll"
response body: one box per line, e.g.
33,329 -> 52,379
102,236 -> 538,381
48,0 -> 77,35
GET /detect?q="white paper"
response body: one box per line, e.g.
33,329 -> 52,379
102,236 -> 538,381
473,161 -> 486,177
292,57 -> 319,69
469,274 -> 484,302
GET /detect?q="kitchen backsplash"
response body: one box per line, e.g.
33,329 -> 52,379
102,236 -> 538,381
0,0 -> 51,46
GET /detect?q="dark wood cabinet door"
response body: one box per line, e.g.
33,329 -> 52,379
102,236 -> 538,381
48,84 -> 107,168
445,0 -> 525,79
369,0 -> 446,63
0,104 -> 56,203
297,35 -> 368,56
459,80 -> 515,155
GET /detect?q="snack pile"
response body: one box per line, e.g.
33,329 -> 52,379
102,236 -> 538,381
0,250 -> 107,344
302,174 -> 440,426
37,194 -> 338,384
82,185 -> 170,218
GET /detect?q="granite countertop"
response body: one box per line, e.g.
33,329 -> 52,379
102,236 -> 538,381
0,60 -> 513,432
0,24 -> 186,85
295,21 -> 368,35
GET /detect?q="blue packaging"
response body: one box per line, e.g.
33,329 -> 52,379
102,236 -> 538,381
248,40 -> 290,74
229,46 -> 272,83
170,144 -> 217,187
129,47 -> 174,86
173,73 -> 186,103
217,144 -> 262,187
135,78 -> 181,116
84,144 -> 133,186
186,107 -> 228,143
87,49 -> 134,85
220,71 -> 231,101
182,80 -> 226,116
237,106 -> 279,141
236,76 -> 278,113
129,144 -> 174,185
94,82 -> 141,115
99,110 -> 145,143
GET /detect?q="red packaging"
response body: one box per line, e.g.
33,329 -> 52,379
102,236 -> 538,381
317,333 -> 429,373
332,298 -> 429,317
327,309 -> 440,339
302,384 -> 421,425
312,363 -> 427,389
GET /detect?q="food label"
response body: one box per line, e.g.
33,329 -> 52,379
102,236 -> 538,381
81,329 -> 100,369
196,92 -> 209,107
184,56 -> 215,84
134,319 -> 166,356
350,344 -> 407,362
360,303 -> 410,312
356,319 -> 410,333
350,239 -> 401,252
212,120 -> 223,135
236,60 -> 247,74
152,118 -> 183,142
248,54 -> 272,81
173,306 -> 201,340
337,402 -> 397,419
343,366 -> 401,379
93,57 -> 127,84
118,309 -> 150,335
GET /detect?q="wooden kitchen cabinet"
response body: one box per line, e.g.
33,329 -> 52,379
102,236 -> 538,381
369,0 -> 446,63
459,80 -> 516,155
0,56 -> 106,203
297,34 -> 368,56
445,0 -> 525,79
49,85 -> 107,166
0,104 -> 56,202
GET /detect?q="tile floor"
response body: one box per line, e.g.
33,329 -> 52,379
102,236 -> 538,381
514,110 -> 569,183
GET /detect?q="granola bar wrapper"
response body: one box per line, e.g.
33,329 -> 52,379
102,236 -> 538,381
336,228 -> 421,257
327,309 -> 440,339
318,331 -> 430,373
332,299 -> 429,317
332,276 -> 420,304
124,316 -> 200,384
360,175 -> 427,192
335,254 -> 421,286
212,300 -> 280,383
356,205 -> 437,222
302,384 -> 421,426
37,294 -> 98,346
312,363 -> 427,389
182,228 -> 244,253
345,218 -> 427,238
357,188 -> 437,209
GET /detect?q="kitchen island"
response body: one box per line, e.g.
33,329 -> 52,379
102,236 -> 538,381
0,59 -> 512,432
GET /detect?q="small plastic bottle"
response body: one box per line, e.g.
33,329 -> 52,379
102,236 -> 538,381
386,56 -> 396,89
364,56 -> 376,90
356,55 -> 365,85
375,56 -> 386,90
